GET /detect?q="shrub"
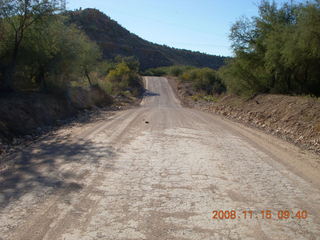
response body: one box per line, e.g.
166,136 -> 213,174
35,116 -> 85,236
105,60 -> 142,96
182,68 -> 225,94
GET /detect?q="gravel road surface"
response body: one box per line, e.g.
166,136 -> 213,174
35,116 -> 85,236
1,77 -> 319,240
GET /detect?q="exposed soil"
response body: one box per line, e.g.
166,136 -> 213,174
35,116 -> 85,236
168,77 -> 320,155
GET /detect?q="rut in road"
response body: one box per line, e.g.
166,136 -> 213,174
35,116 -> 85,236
0,77 -> 320,240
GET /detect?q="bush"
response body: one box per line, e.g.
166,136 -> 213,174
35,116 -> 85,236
144,65 -> 195,77
104,59 -> 142,97
144,68 -> 167,76
182,68 -> 225,94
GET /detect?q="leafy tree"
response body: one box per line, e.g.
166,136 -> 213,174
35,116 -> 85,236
229,16 -> 257,53
0,0 -> 64,90
282,2 -> 320,95
12,15 -> 101,92
220,0 -> 320,97
76,29 -> 101,87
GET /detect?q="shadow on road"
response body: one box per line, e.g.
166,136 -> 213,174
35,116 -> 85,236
0,136 -> 116,209
143,90 -> 160,97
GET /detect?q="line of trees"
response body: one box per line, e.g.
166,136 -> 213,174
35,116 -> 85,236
220,0 -> 320,97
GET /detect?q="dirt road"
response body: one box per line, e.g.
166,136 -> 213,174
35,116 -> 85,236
1,77 -> 320,240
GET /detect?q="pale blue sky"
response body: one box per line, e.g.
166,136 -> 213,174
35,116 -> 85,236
67,0 -> 303,57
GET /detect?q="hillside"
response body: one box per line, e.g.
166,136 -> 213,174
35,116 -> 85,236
67,8 -> 227,70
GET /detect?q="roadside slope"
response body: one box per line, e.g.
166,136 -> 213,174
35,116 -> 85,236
170,77 -> 320,154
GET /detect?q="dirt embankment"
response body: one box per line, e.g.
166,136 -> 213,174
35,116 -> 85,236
168,77 -> 320,154
0,87 -> 141,155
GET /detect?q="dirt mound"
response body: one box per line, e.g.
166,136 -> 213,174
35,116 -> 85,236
172,78 -> 320,154
67,86 -> 113,109
0,92 -> 75,141
0,86 -> 113,143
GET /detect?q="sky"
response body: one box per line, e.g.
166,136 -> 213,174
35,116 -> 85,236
67,0 -> 301,57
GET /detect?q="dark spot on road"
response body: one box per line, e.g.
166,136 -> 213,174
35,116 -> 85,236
145,121 -> 149,124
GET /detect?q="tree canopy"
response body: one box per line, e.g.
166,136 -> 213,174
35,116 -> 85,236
220,0 -> 320,97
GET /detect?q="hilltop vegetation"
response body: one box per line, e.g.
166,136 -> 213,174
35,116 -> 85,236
67,8 -> 227,70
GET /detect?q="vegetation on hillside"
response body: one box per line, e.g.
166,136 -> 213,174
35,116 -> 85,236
220,0 -> 320,97
0,1 -> 142,103
67,8 -> 227,70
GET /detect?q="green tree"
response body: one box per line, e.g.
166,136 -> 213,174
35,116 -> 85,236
220,0 -> 320,97
282,2 -> 320,95
0,0 -> 63,91
77,30 -> 101,87
15,15 -> 101,92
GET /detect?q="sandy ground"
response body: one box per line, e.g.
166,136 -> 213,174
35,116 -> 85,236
0,77 -> 320,240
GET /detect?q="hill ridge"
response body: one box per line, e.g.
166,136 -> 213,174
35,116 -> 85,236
67,8 -> 227,70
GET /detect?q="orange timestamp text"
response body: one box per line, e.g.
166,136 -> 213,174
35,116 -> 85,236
212,210 -> 308,220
